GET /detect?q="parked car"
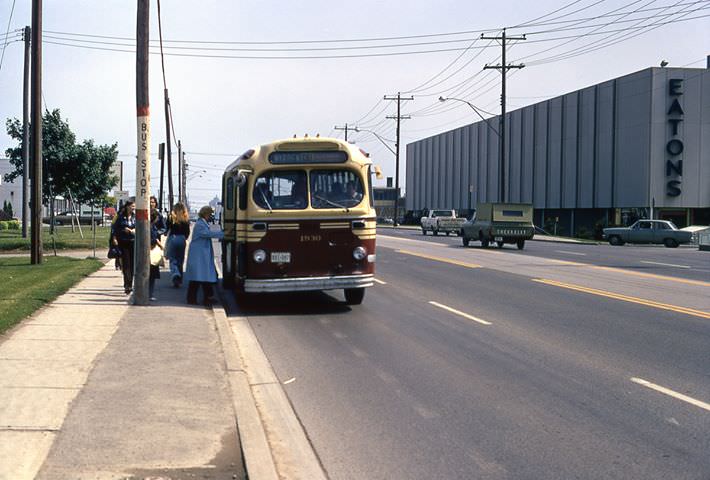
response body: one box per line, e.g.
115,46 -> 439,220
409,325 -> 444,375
602,219 -> 692,248
43,211 -> 108,226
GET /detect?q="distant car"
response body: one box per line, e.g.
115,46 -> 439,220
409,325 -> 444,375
43,211 -> 107,226
602,219 -> 692,248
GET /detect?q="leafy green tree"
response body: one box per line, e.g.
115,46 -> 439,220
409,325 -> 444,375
3,109 -> 118,207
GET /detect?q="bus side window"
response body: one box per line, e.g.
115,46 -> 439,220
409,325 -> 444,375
226,177 -> 234,209
368,166 -> 374,208
239,181 -> 248,210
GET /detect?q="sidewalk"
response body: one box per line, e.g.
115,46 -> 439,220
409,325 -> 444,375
0,262 -> 246,480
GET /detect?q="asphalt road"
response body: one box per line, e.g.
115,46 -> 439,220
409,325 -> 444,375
383,227 -> 710,282
224,236 -> 710,480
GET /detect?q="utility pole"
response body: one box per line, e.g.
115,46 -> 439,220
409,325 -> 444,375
21,26 -> 30,239
164,90 -> 173,208
135,0 -> 151,305
384,92 -> 413,226
180,146 -> 187,205
158,142 -> 165,211
482,28 -> 525,203
177,139 -> 183,204
334,124 -> 351,142
30,2 -> 42,264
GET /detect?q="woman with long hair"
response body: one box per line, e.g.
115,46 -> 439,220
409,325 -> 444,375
112,200 -> 136,294
166,202 -> 190,287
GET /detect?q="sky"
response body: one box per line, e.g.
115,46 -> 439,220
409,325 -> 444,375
0,0 -> 708,208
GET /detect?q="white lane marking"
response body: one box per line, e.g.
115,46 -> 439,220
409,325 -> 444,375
373,278 -> 388,285
428,301 -> 492,326
555,250 -> 587,256
631,377 -> 710,412
640,261 -> 691,269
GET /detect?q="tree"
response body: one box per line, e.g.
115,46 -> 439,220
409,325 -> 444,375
3,109 -> 118,210
72,140 -> 119,205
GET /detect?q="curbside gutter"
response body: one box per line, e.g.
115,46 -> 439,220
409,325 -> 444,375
213,304 -> 328,480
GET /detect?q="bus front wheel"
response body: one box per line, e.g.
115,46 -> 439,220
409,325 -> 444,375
344,288 -> 365,305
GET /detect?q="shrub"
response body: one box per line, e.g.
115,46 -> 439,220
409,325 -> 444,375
8,220 -> 20,230
0,221 -> 8,230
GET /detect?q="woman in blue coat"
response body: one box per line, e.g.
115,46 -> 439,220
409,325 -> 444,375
185,206 -> 224,306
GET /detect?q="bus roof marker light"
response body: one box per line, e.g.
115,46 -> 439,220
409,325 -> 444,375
239,149 -> 255,161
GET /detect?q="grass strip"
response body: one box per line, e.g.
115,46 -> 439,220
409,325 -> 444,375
0,256 -> 104,334
0,226 -> 112,251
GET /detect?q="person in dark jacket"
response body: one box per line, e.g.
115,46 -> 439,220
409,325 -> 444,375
112,200 -> 136,294
166,202 -> 190,287
184,206 -> 223,306
150,196 -> 167,236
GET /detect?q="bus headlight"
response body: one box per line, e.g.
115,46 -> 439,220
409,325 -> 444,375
353,246 -> 367,261
253,249 -> 267,263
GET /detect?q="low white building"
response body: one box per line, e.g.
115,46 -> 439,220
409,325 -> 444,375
0,158 -> 23,220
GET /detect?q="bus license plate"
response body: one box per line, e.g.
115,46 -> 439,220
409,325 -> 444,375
271,252 -> 291,263
494,236 -> 503,242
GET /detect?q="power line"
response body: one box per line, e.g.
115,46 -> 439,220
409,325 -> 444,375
41,9 -> 709,60
510,0 -> 592,28
0,0 -> 17,74
524,1 -> 708,65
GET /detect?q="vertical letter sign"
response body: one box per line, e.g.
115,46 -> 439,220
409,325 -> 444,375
666,79 -> 683,197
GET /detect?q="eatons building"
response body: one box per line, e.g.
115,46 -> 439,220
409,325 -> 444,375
405,64 -> 710,234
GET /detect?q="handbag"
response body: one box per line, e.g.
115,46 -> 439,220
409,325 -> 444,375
108,246 -> 122,259
150,245 -> 165,267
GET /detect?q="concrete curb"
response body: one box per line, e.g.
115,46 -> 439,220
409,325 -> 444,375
213,307 -> 279,480
213,304 -> 328,480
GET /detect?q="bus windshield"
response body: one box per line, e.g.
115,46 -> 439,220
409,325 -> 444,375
253,170 -> 308,210
310,169 -> 364,209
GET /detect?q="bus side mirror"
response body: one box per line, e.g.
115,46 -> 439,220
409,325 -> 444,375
236,172 -> 248,188
373,165 -> 383,179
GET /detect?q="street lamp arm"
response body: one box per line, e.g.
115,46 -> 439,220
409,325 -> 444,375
438,96 -> 500,138
353,127 -> 396,156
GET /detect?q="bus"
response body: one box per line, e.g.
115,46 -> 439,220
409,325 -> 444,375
221,136 -> 377,305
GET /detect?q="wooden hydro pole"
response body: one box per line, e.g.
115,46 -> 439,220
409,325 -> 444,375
30,1 -> 42,264
134,0 -> 151,305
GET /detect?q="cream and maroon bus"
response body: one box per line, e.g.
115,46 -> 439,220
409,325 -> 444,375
221,136 -> 376,304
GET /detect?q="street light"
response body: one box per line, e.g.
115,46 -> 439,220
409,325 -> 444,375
439,96 -> 504,203
186,169 -> 207,181
353,127 -> 396,155
438,96 -> 499,138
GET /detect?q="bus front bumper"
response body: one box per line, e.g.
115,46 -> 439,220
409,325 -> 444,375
244,274 -> 374,293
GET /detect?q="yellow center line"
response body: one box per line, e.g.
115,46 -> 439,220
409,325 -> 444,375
428,301 -> 492,325
396,250 -> 482,269
533,278 -> 710,319
631,377 -> 710,412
